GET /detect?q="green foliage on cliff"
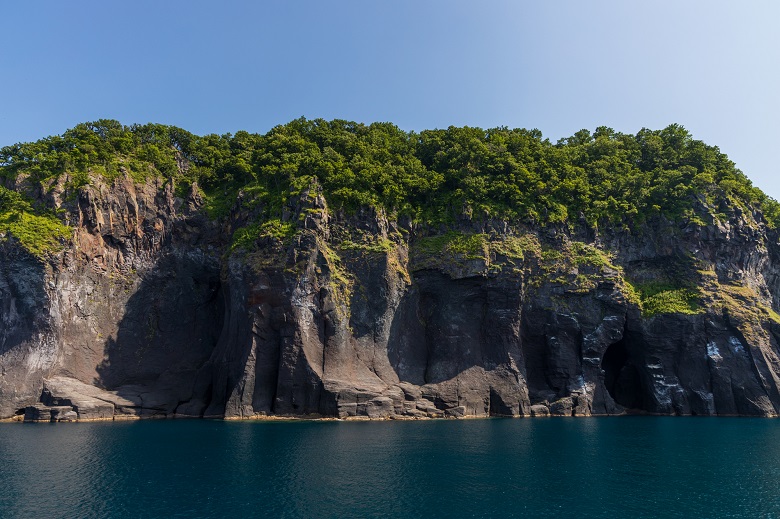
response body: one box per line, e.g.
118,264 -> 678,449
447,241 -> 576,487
0,120 -> 192,188
415,232 -> 488,259
2,118 -> 778,230
631,281 -> 702,317
230,219 -> 296,252
0,186 -> 70,256
570,242 -> 614,269
339,237 -> 395,254
490,234 -> 539,260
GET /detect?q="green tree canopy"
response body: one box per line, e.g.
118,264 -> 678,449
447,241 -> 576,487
2,118 -> 777,229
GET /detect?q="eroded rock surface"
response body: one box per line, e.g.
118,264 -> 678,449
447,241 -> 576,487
4,174 -> 780,421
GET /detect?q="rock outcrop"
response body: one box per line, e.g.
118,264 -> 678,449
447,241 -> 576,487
3,172 -> 780,421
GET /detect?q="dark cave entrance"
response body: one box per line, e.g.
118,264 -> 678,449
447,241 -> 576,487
601,337 -> 645,411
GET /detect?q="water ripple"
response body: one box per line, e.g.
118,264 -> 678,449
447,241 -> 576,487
2,417 -> 780,518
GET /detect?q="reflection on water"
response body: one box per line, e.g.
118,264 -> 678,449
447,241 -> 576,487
1,418 -> 780,518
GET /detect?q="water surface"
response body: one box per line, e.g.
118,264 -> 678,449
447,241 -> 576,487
1,417 -> 778,518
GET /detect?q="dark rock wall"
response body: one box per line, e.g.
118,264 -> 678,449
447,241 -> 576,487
3,175 -> 780,420
0,243 -> 51,418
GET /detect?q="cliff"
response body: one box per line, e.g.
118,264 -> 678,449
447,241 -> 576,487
3,120 -> 780,421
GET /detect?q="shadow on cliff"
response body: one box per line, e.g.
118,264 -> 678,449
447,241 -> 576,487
0,244 -> 52,416
385,269 -> 529,415
601,334 -> 646,410
95,252 -> 224,415
384,268 -> 658,417
0,245 -> 49,357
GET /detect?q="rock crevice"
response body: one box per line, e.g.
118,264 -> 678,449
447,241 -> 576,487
3,174 -> 780,420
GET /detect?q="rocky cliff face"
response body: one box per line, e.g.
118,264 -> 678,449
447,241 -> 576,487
3,173 -> 780,421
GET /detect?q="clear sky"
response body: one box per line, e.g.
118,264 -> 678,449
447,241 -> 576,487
2,1 -> 778,197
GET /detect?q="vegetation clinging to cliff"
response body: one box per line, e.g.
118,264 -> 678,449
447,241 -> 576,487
0,186 -> 70,256
631,282 -> 703,317
2,118 -> 778,233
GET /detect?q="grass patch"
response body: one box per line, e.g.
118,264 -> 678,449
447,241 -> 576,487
621,280 -> 642,306
490,234 -> 540,261
0,186 -> 70,257
410,231 -> 492,274
632,281 -> 702,317
570,242 -> 614,269
231,219 -> 296,252
414,232 -> 488,260
540,248 -> 563,262
201,184 -> 240,219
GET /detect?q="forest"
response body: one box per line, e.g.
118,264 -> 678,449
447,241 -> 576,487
1,118 -> 777,249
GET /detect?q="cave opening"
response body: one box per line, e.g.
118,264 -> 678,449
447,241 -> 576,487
602,337 -> 645,411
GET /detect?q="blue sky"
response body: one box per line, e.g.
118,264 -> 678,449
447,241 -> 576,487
2,1 -> 779,197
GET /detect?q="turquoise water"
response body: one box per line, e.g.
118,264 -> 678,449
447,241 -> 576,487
1,418 -> 779,518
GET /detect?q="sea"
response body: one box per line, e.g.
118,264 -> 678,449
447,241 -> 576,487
1,417 -> 778,518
